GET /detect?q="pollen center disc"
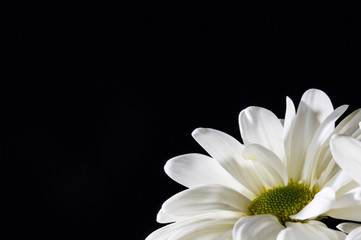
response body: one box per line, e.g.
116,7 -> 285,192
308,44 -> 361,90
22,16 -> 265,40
248,182 -> 317,224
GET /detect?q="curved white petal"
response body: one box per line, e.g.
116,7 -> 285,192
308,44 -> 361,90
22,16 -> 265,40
157,185 -> 250,223
326,188 -> 361,222
327,205 -> 361,222
164,153 -> 244,191
168,219 -> 236,240
285,89 -> 334,182
241,143 -> 288,187
192,128 -> 259,198
212,230 -> 233,240
316,109 -> 361,186
323,170 -> 352,192
191,128 -> 248,190
283,96 -> 296,166
337,222 -> 361,234
302,105 -> 348,184
239,106 -> 285,161
147,211 -> 241,240
277,221 -> 346,240
291,187 -> 335,220
315,152 -> 340,189
146,222 -> 178,240
346,226 -> 361,240
323,170 -> 357,198
334,108 -> 361,136
331,135 -> 361,185
333,187 -> 361,209
354,127 -> 361,140
233,215 -> 285,240
284,96 -> 296,137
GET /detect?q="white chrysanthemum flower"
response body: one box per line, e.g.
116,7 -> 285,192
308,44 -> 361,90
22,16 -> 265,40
147,89 -> 361,240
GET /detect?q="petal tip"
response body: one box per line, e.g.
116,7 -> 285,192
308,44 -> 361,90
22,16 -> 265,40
191,127 -> 206,137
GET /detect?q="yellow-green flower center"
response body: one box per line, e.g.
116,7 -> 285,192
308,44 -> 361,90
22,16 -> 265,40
248,182 -> 318,225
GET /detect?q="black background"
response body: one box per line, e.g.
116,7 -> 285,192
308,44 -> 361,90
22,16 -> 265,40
3,1 -> 361,239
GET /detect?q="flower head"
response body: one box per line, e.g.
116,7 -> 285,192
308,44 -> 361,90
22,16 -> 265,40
147,89 -> 361,240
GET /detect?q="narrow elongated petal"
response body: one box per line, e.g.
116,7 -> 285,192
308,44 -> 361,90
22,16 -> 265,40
277,221 -> 346,240
239,107 -> 285,161
284,96 -> 296,136
331,135 -> 361,185
285,89 -> 334,181
302,105 -> 348,184
291,187 -> 335,220
233,215 -> 285,240
191,128 -> 244,179
157,185 -> 250,223
192,128 -> 257,198
334,109 -> 361,136
164,153 -> 244,191
283,97 -> 296,165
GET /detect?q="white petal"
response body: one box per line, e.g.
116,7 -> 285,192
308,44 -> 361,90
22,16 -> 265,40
291,187 -> 335,220
164,153 -> 244,191
168,218 -> 236,240
353,127 -> 361,140
145,222 -> 178,240
284,96 -> 296,137
241,143 -> 288,187
302,105 -> 348,184
285,89 -> 334,181
239,106 -> 285,161
231,156 -> 273,196
315,151 -> 340,189
277,221 -> 346,240
157,185 -> 250,223
323,170 -> 353,194
346,226 -> 361,240
333,187 -> 361,209
326,187 -> 361,221
233,215 -> 285,240
212,230 -> 233,240
331,135 -> 361,185
147,211 -> 241,240
192,128 -> 256,199
327,205 -> 361,221
337,222 -> 361,233
334,108 -> 361,136
284,96 -> 296,166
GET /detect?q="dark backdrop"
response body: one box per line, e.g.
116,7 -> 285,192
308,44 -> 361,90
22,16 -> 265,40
3,1 -> 361,239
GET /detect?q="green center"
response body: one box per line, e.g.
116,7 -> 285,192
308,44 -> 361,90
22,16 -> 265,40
248,182 -> 317,224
